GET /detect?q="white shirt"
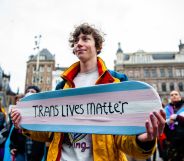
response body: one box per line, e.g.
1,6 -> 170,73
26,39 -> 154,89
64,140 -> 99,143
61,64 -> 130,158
61,69 -> 98,161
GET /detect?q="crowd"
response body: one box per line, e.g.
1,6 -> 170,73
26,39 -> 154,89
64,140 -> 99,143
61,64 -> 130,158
0,23 -> 183,161
0,86 -> 46,161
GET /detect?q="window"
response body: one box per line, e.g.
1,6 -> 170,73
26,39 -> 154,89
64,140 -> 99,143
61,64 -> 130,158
169,83 -> 174,91
161,83 -> 166,92
160,69 -> 165,77
39,65 -> 44,72
128,70 -> 134,78
168,68 -> 173,78
39,55 -> 45,60
178,82 -> 183,91
32,76 -> 36,83
134,70 -> 140,78
181,69 -> 184,77
47,77 -> 51,84
33,65 -> 36,72
176,69 -> 181,77
151,69 -> 157,77
144,69 -> 150,78
40,76 -> 43,83
47,66 -> 51,72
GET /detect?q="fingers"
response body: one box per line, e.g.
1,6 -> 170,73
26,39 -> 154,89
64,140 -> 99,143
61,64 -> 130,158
11,109 -> 21,129
153,111 -> 165,135
150,113 -> 158,139
148,110 -> 166,140
145,120 -> 153,141
138,118 -> 155,142
139,109 -> 166,142
160,109 -> 166,120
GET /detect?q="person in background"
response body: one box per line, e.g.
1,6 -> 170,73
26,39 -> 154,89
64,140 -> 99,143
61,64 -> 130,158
11,23 -> 165,161
164,90 -> 184,161
0,99 -> 9,161
10,86 -> 45,161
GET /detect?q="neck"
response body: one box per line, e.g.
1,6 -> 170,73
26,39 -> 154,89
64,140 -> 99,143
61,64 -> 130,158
79,57 -> 98,73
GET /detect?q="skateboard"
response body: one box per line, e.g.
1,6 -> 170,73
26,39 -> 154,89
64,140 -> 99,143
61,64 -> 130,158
16,81 -> 162,135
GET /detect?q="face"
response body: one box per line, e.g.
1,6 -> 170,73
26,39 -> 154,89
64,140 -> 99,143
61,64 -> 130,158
73,33 -> 97,62
170,90 -> 181,103
26,88 -> 37,94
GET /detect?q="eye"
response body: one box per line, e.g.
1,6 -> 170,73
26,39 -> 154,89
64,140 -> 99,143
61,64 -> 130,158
74,38 -> 79,44
82,36 -> 90,41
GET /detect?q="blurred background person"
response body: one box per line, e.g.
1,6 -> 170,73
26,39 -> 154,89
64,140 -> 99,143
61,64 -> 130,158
164,90 -> 184,161
10,86 -> 45,161
0,99 -> 9,161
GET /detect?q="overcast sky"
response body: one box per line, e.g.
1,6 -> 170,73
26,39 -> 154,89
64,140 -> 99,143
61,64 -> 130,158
0,0 -> 184,93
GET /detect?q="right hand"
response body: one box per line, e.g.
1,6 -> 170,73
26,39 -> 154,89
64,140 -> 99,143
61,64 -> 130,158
11,109 -> 21,129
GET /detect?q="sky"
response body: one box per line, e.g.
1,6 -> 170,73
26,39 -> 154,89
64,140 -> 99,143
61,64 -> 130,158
0,0 -> 184,93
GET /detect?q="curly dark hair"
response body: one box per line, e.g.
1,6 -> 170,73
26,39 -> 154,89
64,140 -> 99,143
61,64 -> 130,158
69,23 -> 105,54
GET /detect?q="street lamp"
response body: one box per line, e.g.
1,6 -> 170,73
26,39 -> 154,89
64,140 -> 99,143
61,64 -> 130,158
34,35 -> 42,86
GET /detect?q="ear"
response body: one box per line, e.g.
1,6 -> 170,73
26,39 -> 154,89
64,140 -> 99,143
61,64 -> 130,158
96,50 -> 100,55
97,46 -> 102,55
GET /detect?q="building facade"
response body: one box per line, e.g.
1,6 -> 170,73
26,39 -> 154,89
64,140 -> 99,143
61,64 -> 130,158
25,48 -> 55,91
114,41 -> 184,98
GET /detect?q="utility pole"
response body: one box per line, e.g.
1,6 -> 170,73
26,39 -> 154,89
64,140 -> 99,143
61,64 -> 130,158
34,35 -> 42,86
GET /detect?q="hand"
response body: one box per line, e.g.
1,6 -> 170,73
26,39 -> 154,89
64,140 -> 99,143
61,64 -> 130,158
10,149 -> 17,155
170,114 -> 177,120
137,109 -> 166,142
166,114 -> 177,124
11,109 -> 21,129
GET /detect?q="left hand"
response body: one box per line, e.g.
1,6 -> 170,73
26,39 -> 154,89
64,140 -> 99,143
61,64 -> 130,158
137,109 -> 166,142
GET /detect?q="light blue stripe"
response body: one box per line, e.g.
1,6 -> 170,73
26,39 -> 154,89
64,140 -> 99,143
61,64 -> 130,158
21,124 -> 145,135
22,81 -> 150,102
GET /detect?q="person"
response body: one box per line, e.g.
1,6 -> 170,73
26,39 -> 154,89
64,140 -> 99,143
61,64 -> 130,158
0,100 -> 9,161
164,90 -> 184,161
11,23 -> 165,161
10,86 -> 45,161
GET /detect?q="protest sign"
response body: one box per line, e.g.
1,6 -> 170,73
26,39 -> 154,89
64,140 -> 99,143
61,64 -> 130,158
16,81 -> 162,135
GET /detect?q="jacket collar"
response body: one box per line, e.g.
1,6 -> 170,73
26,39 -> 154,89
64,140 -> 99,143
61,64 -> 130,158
61,57 -> 115,87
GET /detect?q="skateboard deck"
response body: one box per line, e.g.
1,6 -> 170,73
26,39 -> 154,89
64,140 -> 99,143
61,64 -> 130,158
16,81 -> 162,135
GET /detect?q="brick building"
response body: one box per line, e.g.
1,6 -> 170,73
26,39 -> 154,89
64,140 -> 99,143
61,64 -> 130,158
25,48 -> 55,91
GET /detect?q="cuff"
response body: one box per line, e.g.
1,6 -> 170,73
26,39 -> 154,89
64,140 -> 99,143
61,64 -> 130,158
136,135 -> 156,151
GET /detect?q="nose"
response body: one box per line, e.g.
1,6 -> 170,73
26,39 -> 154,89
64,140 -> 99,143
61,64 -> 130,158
76,38 -> 83,47
74,39 -> 82,54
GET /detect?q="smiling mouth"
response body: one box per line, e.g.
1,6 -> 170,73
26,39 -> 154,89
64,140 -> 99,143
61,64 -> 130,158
76,50 -> 86,54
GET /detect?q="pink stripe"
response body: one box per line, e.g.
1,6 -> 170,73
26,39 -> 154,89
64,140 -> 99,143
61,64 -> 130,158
21,113 -> 150,126
18,89 -> 158,108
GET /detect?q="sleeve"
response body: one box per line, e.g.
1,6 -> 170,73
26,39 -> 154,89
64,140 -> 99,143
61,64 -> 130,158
22,129 -> 52,142
114,135 -> 156,160
10,127 -> 26,151
10,128 -> 19,150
